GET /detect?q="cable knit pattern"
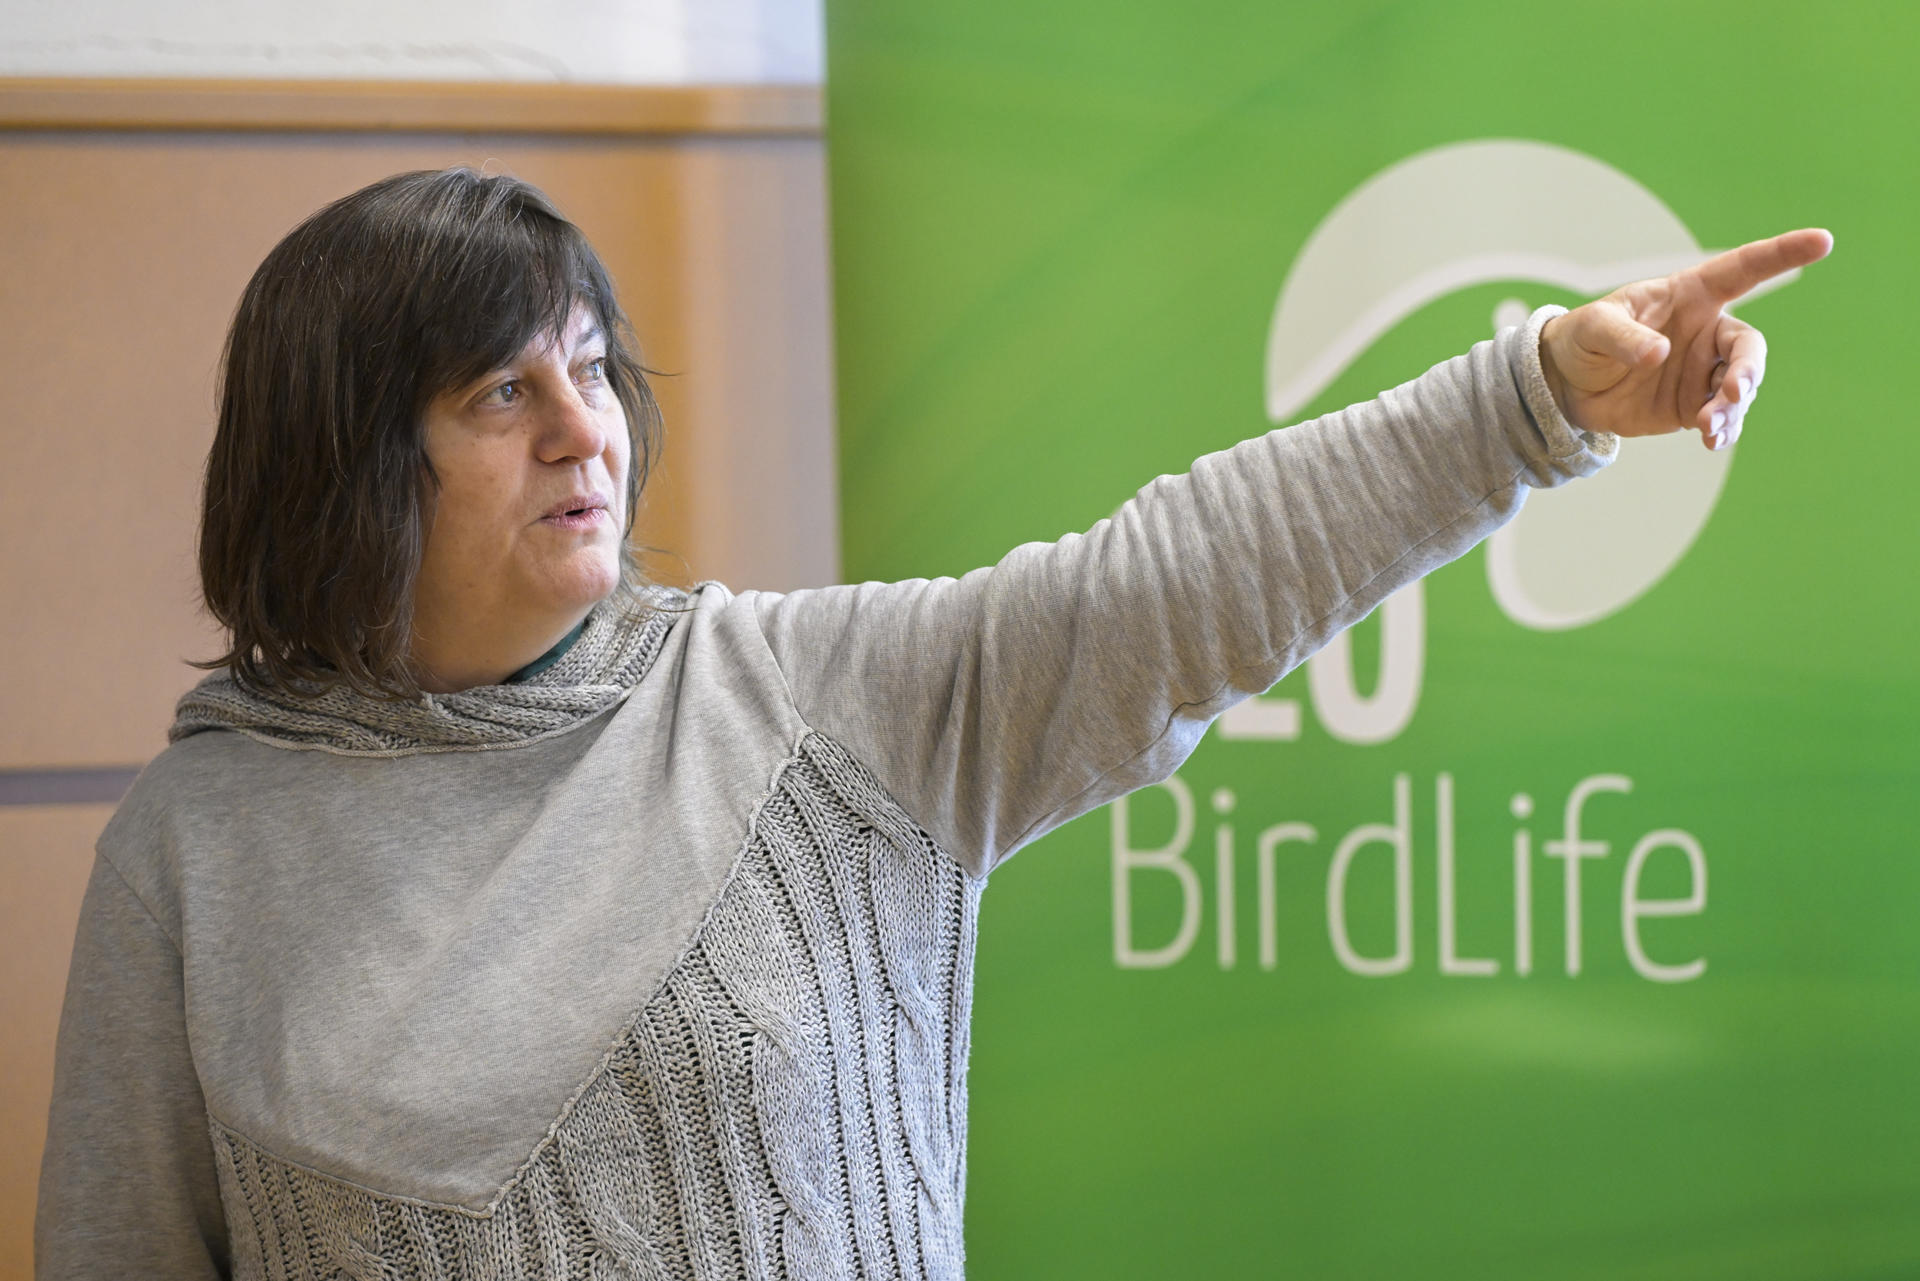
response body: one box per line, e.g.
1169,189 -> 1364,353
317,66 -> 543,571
207,732 -> 981,1280
170,587 -> 686,754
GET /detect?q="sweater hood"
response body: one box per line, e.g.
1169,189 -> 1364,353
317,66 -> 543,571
170,587 -> 687,756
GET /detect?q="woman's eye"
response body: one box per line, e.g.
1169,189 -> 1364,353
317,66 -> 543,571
580,356 -> 609,383
480,379 -> 522,407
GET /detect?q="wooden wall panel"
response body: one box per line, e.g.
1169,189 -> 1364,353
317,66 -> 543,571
0,807 -> 111,1279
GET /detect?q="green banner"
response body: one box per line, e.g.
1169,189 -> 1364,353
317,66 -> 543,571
825,4 -> 1919,1276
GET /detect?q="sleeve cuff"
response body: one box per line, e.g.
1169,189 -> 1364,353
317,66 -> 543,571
1516,304 -> 1619,481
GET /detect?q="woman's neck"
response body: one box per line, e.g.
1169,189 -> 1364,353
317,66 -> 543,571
409,608 -> 592,693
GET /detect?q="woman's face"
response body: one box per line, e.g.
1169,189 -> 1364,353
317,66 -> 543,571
411,303 -> 629,685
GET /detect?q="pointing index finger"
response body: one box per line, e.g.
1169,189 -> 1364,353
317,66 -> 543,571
1692,228 -> 1835,303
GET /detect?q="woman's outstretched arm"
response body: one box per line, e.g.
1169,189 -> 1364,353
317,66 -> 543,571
747,231 -> 1830,879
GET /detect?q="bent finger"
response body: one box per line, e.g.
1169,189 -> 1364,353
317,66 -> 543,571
1696,317 -> 1769,428
1699,399 -> 1748,451
1718,316 -> 1769,407
1696,317 -> 1771,452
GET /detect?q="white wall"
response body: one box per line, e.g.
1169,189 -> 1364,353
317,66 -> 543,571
1,0 -> 822,83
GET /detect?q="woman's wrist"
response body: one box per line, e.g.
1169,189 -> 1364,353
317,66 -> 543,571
1537,313 -> 1576,427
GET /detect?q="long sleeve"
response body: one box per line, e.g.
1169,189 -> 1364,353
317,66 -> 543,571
750,311 -> 1615,878
36,853 -> 229,1279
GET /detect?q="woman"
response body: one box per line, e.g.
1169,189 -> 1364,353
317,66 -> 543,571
35,167 -> 1828,1278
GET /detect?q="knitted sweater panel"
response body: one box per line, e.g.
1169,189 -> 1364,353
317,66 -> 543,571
211,732 -> 979,1281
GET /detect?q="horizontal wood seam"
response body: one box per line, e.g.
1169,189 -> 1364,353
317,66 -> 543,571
0,78 -> 823,136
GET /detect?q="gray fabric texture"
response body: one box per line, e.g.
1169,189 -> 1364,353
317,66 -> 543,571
36,311 -> 1614,1279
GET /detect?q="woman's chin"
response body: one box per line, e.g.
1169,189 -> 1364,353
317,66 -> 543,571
552,550 -> 623,610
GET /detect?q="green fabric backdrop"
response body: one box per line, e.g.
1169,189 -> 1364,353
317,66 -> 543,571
823,4 -> 1919,1276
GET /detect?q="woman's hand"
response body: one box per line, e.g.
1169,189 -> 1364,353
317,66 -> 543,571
1539,228 -> 1834,450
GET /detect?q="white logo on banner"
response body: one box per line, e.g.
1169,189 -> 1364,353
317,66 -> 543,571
1119,143 -> 1777,981
1221,139 -> 1799,745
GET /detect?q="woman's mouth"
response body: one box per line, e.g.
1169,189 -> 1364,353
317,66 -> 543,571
540,495 -> 611,530
541,507 -> 605,531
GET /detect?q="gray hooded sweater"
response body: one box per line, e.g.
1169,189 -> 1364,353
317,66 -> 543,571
35,310 -> 1615,1280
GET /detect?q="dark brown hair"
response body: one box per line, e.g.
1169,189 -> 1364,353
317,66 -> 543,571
197,167 -> 662,698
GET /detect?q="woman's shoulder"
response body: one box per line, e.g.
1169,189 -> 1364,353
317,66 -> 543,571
112,722 -> 281,827
93,727 -> 280,939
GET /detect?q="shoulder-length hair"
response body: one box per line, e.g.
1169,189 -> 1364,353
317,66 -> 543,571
197,167 -> 662,699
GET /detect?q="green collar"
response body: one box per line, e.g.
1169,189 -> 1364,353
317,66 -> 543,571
506,616 -> 590,684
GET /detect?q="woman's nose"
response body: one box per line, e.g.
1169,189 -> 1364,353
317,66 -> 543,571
538,383 -> 610,463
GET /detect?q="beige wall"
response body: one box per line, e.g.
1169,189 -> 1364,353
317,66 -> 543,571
0,82 -> 836,1277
